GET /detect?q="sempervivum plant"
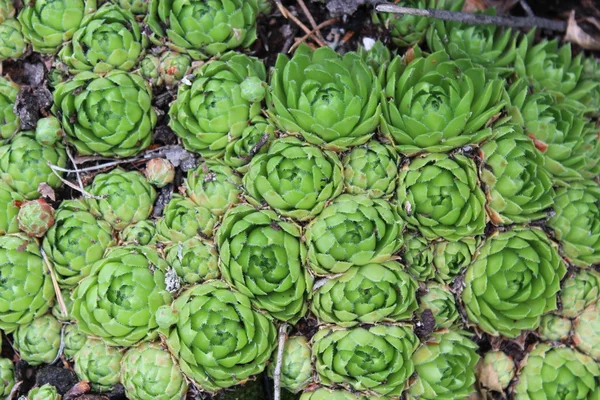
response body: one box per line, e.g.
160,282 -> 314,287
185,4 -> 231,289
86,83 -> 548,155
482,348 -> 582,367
313,325 -> 419,396
418,282 -> 460,329
0,235 -> 54,332
432,238 -> 478,282
63,324 -> 87,360
52,289 -> 74,322
548,182 -> 600,267
72,246 -> 172,346
42,199 -> 115,287
462,228 -> 566,337
184,161 -> 242,215
74,338 -> 124,392
165,238 -> 219,284
169,52 -> 266,157
243,137 -> 344,221
380,50 -> 506,155
476,351 -> 515,392
311,261 -> 418,327
138,54 -> 161,86
35,117 -> 63,146
0,358 -> 14,397
357,40 -> 392,72
480,126 -> 554,224
0,18 -> 26,60
401,233 -> 435,281
27,384 -> 61,400
514,344 -> 599,398
559,269 -> 600,318
53,71 -> 156,157
0,0 -> 14,23
147,0 -> 259,59
408,330 -> 479,400
216,204 -> 311,322
0,131 -> 66,200
145,158 -> 175,189
156,281 -> 276,391
268,44 -> 381,151
397,153 -> 487,241
13,314 -> 61,365
223,116 -> 275,171
573,302 -> 600,360
305,194 -> 404,275
0,181 -> 21,235
159,51 -> 191,87
300,388 -> 389,400
120,342 -> 188,400
0,76 -> 19,143
538,314 -> 571,342
17,199 -> 55,238
156,194 -> 218,241
17,0 -> 95,53
120,220 -> 156,246
86,169 -> 156,230
267,336 -> 313,393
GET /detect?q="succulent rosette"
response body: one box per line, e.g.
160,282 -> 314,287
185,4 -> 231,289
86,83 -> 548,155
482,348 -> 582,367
311,261 -> 418,327
74,338 -> 124,392
165,238 -> 219,284
184,161 -> 242,216
0,358 -> 14,397
380,50 -> 506,155
400,233 -> 433,281
514,344 -> 600,399
342,140 -> 399,199
268,44 -> 381,151
43,199 -> 115,287
18,0 -> 95,53
121,220 -> 156,246
145,158 -> 175,189
0,235 -> 54,332
580,56 -> 600,115
216,204 -> 310,322
476,351 -> 515,392
223,116 -> 275,171
559,269 -> 600,318
52,289 -> 74,322
35,117 -> 63,146
169,52 -> 266,156
109,0 -> 146,14
147,0 -> 259,59
300,388 -> 389,400
72,246 -> 173,347
159,51 -> 191,87
573,302 -> 600,360
63,324 -> 87,360
0,0 -> 14,23
53,71 -> 156,157
0,76 -> 19,143
13,314 -> 61,365
267,336 -> 313,393
27,384 -> 61,400
120,342 -> 188,400
244,137 -> 344,221
419,283 -> 460,329
17,199 -> 55,238
86,169 -> 157,231
408,330 -> 479,400
538,314 -> 571,342
305,194 -> 404,275
462,228 -> 566,337
357,40 -> 392,72
432,238 -> 478,282
156,281 -> 277,391
313,325 -> 419,396
397,153 -> 486,241
0,18 -> 26,60
0,131 -> 67,200
138,54 -> 161,86
0,181 -> 22,235
156,194 -> 218,242
548,183 -> 600,267
59,4 -> 147,73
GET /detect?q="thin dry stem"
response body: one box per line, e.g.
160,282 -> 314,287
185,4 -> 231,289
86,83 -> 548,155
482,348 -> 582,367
273,323 -> 289,400
279,3 -> 328,47
297,0 -> 324,41
40,247 -> 68,318
289,18 -> 340,52
47,163 -> 105,199
64,142 -> 85,194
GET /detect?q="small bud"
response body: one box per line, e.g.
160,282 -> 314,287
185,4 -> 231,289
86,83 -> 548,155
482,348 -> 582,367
17,199 -> 55,237
35,117 -> 62,146
240,76 -> 266,103
145,158 -> 175,188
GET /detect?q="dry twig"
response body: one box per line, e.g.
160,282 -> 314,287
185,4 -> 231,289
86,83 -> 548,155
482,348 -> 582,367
273,323 -> 289,400
278,3 -> 328,47
297,0 -> 325,41
47,162 -> 105,199
289,17 -> 340,52
40,248 -> 68,318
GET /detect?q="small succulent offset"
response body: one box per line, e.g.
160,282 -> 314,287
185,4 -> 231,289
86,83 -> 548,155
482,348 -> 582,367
538,314 -> 571,342
120,220 -> 156,246
74,338 -> 124,392
476,351 -> 515,392
156,194 -> 217,241
0,181 -> 21,235
559,269 -> 600,318
17,199 -> 55,238
27,384 -> 61,400
418,282 -> 460,329
0,19 -> 26,60
0,76 -> 19,143
35,117 -> 63,146
184,161 -> 242,215
268,336 -> 313,393
573,302 -> 600,360
300,388 -> 389,400
13,314 -> 62,366
63,324 -> 87,360
165,238 -> 219,284
0,358 -> 14,397
401,233 -> 435,281
159,51 -> 192,87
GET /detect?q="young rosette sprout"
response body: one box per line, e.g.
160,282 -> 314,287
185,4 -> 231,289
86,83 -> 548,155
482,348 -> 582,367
17,199 -> 55,238
305,194 -> 404,275
0,0 -> 14,23
120,342 -> 188,400
110,0 -> 147,14
0,235 -> 54,332
156,280 -> 277,391
243,137 -> 344,221
216,204 -> 310,322
159,51 -> 191,87
86,169 -> 157,231
432,238 -> 478,282
169,52 -> 266,157
63,324 -> 87,360
52,288 -> 74,321
0,76 -> 19,143
313,325 -> 419,396
42,199 -> 115,287
300,388 -> 390,400
223,116 -> 275,171
380,50 -> 506,155
267,336 -> 313,393
357,40 -> 392,72
72,246 -> 173,346
145,158 -> 175,189
559,269 -> 600,318
268,44 -> 380,151
17,0 -> 94,53
401,233 -> 435,281
0,131 -> 67,200
165,238 -> 219,285
0,358 -> 15,397
408,330 -> 479,400
0,181 -> 21,234
27,384 -> 61,400
184,161 -> 242,216
476,351 -> 515,392
156,194 -> 217,241
311,261 -> 418,327
418,282 -> 460,329
53,71 -> 156,157
514,344 -> 600,399
13,314 -> 61,365
574,302 -> 600,360
462,228 -> 566,338
342,140 -> 399,199
548,183 -> 600,267
74,338 -> 124,392
59,4 -> 147,74
147,0 -> 259,59
538,314 -> 571,342
121,220 -> 156,246
0,18 -> 26,60
397,154 -> 486,241
35,117 -> 63,146
138,54 -> 161,86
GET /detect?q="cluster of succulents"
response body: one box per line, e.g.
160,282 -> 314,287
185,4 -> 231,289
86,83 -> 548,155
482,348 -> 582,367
0,0 -> 599,399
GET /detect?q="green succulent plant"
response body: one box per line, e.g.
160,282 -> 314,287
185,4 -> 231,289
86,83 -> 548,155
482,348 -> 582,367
0,0 -> 14,23
462,228 -> 566,337
0,18 -> 25,59
0,76 -> 19,143
138,54 -> 161,86
268,336 -> 313,393
476,351 -> 515,392
419,282 -> 460,329
223,115 -> 275,171
0,358 -> 15,397
538,314 -> 571,342
120,342 -> 188,400
145,158 -> 175,189
311,261 -> 418,327
74,338 -> 124,392
300,388 -> 388,400
53,71 -> 156,157
63,324 -> 87,360
17,199 -> 55,238
268,44 -> 380,151
27,384 -> 61,400
342,140 -> 398,199
184,161 -> 242,215
35,116 -> 62,146
165,238 -> 219,284
156,194 -> 218,242
559,269 -> 600,318
72,246 -> 172,347
52,289 -> 74,321
401,233 -> 435,281
573,302 -> 600,361
121,220 -> 156,246
13,314 -> 61,365
159,51 -> 191,87
432,238 -> 478,282
109,0 -> 147,14
156,280 -> 277,391
0,181 -> 21,235
357,40 -> 392,72
244,137 -> 344,221
580,56 -> 600,115
305,194 -> 404,275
